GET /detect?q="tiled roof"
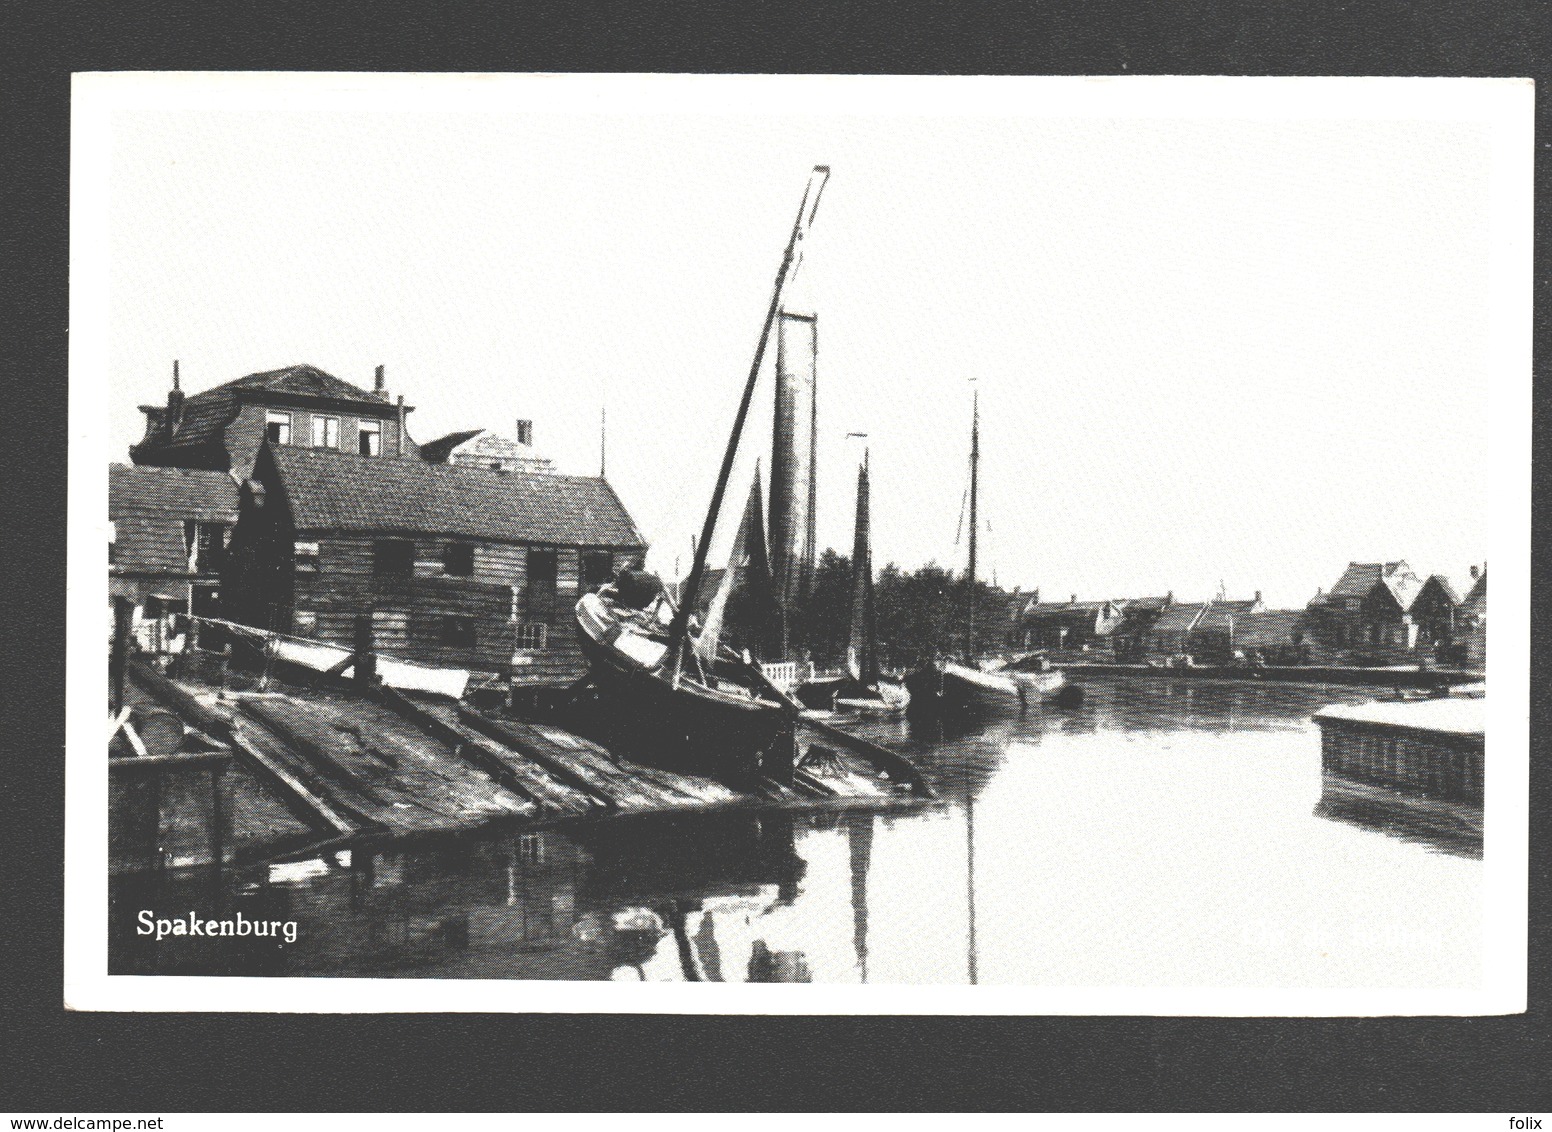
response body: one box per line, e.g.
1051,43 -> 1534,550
135,364 -> 390,456
1319,561 -> 1422,612
1417,574 -> 1461,606
1228,609 -> 1307,648
1148,602 -> 1207,635
1459,570 -> 1487,620
1119,595 -> 1172,612
1026,599 -> 1113,615
1327,562 -> 1386,598
1195,599 -> 1262,631
267,446 -> 646,548
109,464 -> 239,575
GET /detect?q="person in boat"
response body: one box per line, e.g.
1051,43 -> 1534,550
610,558 -> 664,610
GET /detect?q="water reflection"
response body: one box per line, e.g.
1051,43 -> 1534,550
110,679 -> 1482,988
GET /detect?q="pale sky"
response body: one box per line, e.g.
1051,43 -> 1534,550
100,78 -> 1497,608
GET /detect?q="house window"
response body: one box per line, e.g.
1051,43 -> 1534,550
293,540 -> 320,573
266,411 -> 292,445
580,550 -> 613,591
311,415 -> 340,450
443,542 -> 475,577
293,610 -> 317,636
515,623 -> 548,651
374,539 -> 414,577
188,522 -> 227,574
358,420 -> 381,456
441,615 -> 477,648
525,548 -> 559,619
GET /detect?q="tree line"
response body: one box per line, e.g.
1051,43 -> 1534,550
725,549 -> 1016,671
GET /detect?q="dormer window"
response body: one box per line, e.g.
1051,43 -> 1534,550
311,415 -> 340,450
266,411 -> 292,445
358,419 -> 381,456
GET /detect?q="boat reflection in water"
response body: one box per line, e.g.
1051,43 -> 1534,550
110,679 -> 1483,988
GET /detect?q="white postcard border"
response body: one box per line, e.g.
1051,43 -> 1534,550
65,72 -> 1533,1014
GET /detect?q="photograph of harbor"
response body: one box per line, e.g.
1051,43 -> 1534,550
74,74 -> 1526,1007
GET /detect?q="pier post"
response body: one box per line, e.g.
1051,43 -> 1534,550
353,614 -> 377,687
111,596 -> 134,715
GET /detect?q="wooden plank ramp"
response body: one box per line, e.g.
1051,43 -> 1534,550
380,691 -> 599,818
457,707 -> 693,811
122,662 -> 928,866
233,693 -> 534,835
128,658 -> 358,837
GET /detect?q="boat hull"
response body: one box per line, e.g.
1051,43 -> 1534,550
906,662 -> 1066,717
796,674 -> 909,715
575,615 -> 787,783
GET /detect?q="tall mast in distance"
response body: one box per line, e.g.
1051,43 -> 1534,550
966,382 -> 980,658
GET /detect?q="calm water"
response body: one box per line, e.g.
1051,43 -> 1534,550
110,679 -> 1483,986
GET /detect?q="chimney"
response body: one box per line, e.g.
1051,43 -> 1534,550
1254,590 -> 1262,603
396,395 -> 406,457
515,419 -> 533,447
1070,593 -> 1077,604
1470,564 -> 1480,580
374,364 -> 386,398
165,360 -> 185,439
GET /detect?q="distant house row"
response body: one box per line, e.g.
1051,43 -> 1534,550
111,363 -> 645,686
1005,560 -> 1486,671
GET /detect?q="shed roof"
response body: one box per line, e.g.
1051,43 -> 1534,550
266,446 -> 645,548
109,464 -> 240,575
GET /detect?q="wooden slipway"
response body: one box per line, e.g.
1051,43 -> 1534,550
123,660 -> 917,863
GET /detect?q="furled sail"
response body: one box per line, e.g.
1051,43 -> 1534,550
770,310 -> 819,658
846,454 -> 879,685
695,473 -> 766,666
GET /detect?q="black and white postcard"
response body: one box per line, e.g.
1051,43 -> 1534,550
66,72 -> 1532,1014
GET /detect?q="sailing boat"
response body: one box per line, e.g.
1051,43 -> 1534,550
575,168 -> 830,779
796,449 -> 909,715
906,387 -> 1065,716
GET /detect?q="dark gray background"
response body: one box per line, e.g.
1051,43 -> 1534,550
3,0 -> 1547,1111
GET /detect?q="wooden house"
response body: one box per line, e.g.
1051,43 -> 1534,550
418,420 -> 555,475
1458,565 -> 1486,670
1016,593 -> 1127,652
1141,601 -> 1209,660
109,464 -> 240,654
1223,609 -> 1310,665
1187,595 -> 1266,664
131,362 -> 418,475
1107,595 -> 1174,661
223,445 -> 646,686
1305,561 -> 1424,661
1410,574 -> 1461,652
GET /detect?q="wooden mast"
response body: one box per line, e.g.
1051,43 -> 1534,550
966,385 -> 980,658
666,167 -> 831,669
847,447 -> 878,685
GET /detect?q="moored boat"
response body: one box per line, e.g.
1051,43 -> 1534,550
575,587 -> 786,780
795,444 -> 910,717
907,387 -> 1066,718
575,166 -> 832,779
